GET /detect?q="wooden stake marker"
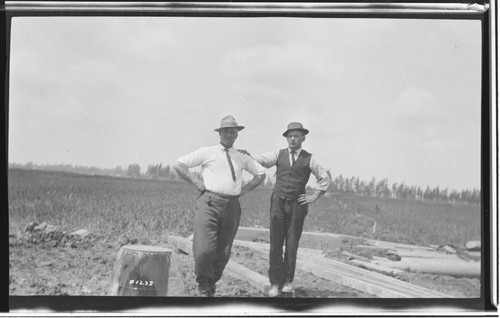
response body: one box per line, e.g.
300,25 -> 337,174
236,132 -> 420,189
109,245 -> 174,296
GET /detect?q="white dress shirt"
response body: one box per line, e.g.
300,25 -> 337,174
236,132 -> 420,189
177,144 -> 266,196
253,148 -> 331,192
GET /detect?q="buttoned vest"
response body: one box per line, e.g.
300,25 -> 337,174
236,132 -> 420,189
273,148 -> 312,200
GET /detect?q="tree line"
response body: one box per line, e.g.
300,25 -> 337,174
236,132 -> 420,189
326,171 -> 480,205
9,162 -> 480,205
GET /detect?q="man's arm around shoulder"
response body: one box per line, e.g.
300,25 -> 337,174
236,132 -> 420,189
252,149 -> 280,169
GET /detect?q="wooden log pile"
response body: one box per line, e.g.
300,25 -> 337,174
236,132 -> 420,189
232,239 -> 451,298
237,227 -> 480,278
167,226 -> 482,298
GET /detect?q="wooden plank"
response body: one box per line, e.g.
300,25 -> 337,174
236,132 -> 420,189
302,253 -> 453,298
167,236 -> 270,293
236,227 -> 435,252
297,251 -> 451,298
233,239 -> 324,257
308,255 -> 451,298
236,227 -> 343,251
235,241 -> 413,298
167,235 -> 192,255
295,256 -> 414,298
233,240 -> 452,298
224,260 -> 270,293
342,251 -> 371,261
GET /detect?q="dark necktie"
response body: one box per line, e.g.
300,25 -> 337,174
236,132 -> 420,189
290,150 -> 296,165
224,148 -> 236,182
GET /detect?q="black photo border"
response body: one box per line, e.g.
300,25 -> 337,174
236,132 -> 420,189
1,0 -> 497,315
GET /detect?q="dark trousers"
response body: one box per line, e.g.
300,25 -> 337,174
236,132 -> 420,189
193,192 -> 241,293
268,192 -> 308,286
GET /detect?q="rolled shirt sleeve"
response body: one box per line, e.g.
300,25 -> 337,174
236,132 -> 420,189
253,150 -> 280,169
177,147 -> 208,168
309,156 -> 331,192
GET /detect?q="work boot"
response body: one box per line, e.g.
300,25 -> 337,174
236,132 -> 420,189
281,283 -> 293,293
268,285 -> 281,297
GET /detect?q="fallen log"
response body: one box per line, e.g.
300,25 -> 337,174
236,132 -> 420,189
465,240 -> 481,251
233,240 -> 452,298
347,259 -> 404,276
374,257 -> 480,278
167,235 -> 270,293
385,249 -> 461,259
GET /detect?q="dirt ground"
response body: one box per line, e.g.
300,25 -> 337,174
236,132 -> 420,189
9,222 -> 480,300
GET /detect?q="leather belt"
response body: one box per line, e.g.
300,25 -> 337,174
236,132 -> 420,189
204,190 -> 239,200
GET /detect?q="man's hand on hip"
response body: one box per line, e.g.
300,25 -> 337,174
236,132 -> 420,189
195,181 -> 206,193
298,191 -> 322,205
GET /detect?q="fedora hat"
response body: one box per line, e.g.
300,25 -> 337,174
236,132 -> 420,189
283,122 -> 309,137
214,115 -> 245,132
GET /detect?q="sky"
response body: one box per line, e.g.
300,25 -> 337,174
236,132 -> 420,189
8,16 -> 482,191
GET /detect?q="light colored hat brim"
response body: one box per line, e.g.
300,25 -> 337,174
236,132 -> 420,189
215,126 -> 245,132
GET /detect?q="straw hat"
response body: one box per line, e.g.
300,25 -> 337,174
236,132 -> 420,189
214,115 -> 245,132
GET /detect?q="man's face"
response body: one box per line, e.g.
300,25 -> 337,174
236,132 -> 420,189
286,130 -> 305,150
219,127 -> 239,147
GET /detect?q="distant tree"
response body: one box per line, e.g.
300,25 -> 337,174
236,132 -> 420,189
158,165 -> 171,178
367,177 -> 376,197
355,177 -> 361,195
127,164 -> 141,178
113,165 -> 125,176
392,182 -> 399,198
471,188 -> 480,204
146,164 -> 161,178
441,187 -> 449,202
416,187 -> 423,200
376,178 -> 390,198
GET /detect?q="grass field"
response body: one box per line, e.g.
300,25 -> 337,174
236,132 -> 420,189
8,168 -> 481,247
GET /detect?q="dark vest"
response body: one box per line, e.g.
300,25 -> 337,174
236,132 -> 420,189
274,148 -> 312,200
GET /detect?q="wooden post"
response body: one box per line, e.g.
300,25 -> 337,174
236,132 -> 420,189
109,245 -> 183,296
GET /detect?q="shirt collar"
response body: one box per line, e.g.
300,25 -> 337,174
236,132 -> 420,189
289,148 -> 302,155
219,143 -> 234,151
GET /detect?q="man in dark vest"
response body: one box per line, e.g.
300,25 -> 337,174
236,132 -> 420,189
252,122 -> 331,297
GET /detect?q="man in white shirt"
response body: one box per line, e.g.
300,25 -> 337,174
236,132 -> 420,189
251,122 -> 331,297
173,115 -> 266,296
